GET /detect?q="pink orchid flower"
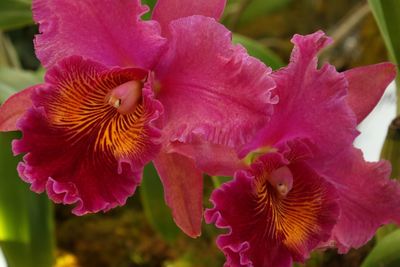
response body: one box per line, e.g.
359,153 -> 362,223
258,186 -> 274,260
0,0 -> 277,237
205,31 -> 400,266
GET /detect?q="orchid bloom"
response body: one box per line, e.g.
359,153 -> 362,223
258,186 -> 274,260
0,0 -> 277,237
205,31 -> 400,266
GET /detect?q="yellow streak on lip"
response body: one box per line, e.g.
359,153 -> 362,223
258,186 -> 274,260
47,71 -> 149,161
253,171 -> 325,255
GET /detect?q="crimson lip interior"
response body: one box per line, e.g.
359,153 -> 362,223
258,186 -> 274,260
12,56 -> 162,214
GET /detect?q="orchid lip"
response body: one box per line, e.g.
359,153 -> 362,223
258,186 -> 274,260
106,80 -> 142,115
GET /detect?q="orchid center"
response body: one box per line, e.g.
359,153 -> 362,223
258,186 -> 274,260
269,166 -> 293,197
106,80 -> 142,115
252,162 -> 329,258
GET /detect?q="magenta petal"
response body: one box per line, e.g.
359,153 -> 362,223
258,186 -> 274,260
344,62 -> 396,123
240,31 -> 357,162
13,56 -> 162,214
168,136 -> 246,176
152,0 -> 226,34
206,150 -> 339,266
33,0 -> 166,69
0,86 -> 38,132
155,15 -> 275,174
153,152 -> 203,237
326,148 -> 400,253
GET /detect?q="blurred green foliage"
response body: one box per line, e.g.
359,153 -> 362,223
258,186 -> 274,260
368,0 -> 400,113
0,132 -> 29,243
361,229 -> 400,267
233,33 -> 284,69
0,0 -> 33,31
0,2 -> 54,266
0,67 -> 41,102
235,0 -> 293,26
380,117 -> 400,180
0,132 -> 55,267
140,163 -> 182,243
368,0 -> 400,68
0,32 -> 20,68
211,176 -> 231,188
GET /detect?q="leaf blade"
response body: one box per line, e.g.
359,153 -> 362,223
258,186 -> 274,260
0,132 -> 55,267
361,229 -> 400,267
140,163 -> 181,243
232,33 -> 284,70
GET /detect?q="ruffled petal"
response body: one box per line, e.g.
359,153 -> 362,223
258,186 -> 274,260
0,86 -> 37,132
13,56 -> 162,214
155,15 -> 276,175
153,152 -> 203,237
344,62 -> 396,123
152,0 -> 226,34
324,148 -> 400,253
206,147 -> 339,266
33,0 -> 166,69
240,31 -> 358,162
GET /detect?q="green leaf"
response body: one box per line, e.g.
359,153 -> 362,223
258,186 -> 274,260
211,176 -> 231,188
141,0 -> 157,20
0,132 -> 29,243
0,83 -> 17,103
0,32 -> 20,68
0,67 -> 41,90
0,0 -> 34,31
0,67 -> 41,103
376,224 -> 398,242
380,117 -> 400,180
0,131 -> 55,267
368,0 -> 400,66
361,229 -> 400,267
140,163 -> 181,243
368,0 -> 400,112
232,34 -> 284,70
376,117 -> 400,240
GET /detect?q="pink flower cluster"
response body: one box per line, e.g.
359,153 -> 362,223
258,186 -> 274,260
0,0 -> 399,266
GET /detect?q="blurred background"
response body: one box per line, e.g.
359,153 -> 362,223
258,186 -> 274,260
0,0 -> 399,266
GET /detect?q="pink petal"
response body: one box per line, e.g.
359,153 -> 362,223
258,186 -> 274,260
33,0 -> 166,69
13,56 -> 162,214
155,16 -> 276,175
168,137 -> 246,176
206,147 -> 339,266
240,31 -> 358,164
0,86 -> 38,132
153,152 -> 203,237
325,148 -> 400,253
344,62 -> 396,123
152,0 -> 226,34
